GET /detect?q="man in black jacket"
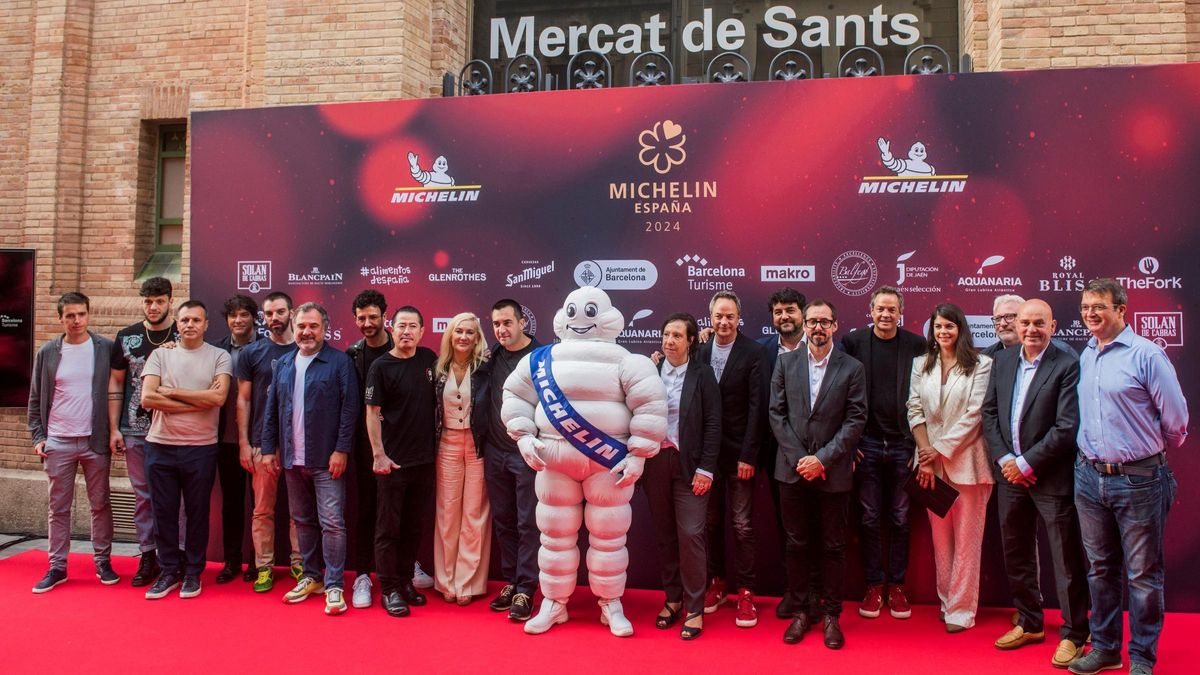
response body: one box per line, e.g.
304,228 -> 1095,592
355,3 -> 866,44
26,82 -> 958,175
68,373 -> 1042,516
697,291 -> 767,627
770,299 -> 867,649
982,299 -> 1089,668
841,286 -> 927,620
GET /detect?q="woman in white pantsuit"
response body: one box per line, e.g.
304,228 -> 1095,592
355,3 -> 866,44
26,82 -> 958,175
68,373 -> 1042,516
907,303 -> 994,632
433,313 -> 492,605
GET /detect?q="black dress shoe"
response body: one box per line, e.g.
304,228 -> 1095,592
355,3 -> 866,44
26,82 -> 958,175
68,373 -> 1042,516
382,591 -> 410,617
215,564 -> 241,584
823,615 -> 845,650
243,567 -> 256,582
131,551 -> 160,588
775,592 -> 797,620
399,583 -> 427,606
783,613 -> 810,644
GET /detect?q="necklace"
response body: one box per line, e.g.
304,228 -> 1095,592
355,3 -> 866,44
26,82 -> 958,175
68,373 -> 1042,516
145,322 -> 172,346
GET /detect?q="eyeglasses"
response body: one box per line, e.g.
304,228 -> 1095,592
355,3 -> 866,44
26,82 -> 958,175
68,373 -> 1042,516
1079,304 -> 1117,314
804,319 -> 834,329
991,313 -> 1017,325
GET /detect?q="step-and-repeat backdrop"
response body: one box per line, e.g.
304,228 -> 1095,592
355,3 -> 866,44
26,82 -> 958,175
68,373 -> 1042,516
193,63 -> 1198,609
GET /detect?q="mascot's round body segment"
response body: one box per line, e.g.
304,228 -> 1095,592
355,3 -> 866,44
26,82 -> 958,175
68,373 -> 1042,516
502,287 -> 667,636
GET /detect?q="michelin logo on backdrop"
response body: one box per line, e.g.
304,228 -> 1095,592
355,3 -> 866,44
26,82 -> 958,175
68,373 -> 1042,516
859,137 -> 968,195
237,261 -> 272,293
574,260 -> 658,290
608,120 -> 718,216
392,151 -> 482,204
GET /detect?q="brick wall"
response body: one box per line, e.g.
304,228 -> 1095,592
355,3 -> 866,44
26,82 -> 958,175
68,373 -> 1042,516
965,0 -> 1196,71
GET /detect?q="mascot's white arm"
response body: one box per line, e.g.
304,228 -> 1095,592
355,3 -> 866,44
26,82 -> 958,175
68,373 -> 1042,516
502,354 -> 546,471
610,352 -> 668,486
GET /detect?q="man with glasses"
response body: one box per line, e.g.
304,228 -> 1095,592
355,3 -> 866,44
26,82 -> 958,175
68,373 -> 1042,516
770,300 -> 866,649
841,286 -> 927,621
984,294 -> 1074,358
1068,279 -> 1187,675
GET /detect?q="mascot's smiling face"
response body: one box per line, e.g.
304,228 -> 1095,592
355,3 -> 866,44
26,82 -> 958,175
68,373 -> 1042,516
553,286 -> 624,343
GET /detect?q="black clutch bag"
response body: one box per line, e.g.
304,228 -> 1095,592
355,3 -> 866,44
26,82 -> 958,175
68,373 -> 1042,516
903,471 -> 960,518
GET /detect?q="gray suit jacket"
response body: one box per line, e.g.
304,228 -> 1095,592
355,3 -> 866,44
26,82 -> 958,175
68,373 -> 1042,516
769,347 -> 867,492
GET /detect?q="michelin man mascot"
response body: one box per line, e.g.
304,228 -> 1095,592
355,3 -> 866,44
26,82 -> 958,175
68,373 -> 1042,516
502,287 -> 667,637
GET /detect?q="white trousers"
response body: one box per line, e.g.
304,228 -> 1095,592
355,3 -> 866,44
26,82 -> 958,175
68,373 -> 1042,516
929,481 -> 992,628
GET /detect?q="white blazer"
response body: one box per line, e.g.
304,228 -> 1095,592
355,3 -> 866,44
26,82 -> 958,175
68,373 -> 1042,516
906,353 -> 994,486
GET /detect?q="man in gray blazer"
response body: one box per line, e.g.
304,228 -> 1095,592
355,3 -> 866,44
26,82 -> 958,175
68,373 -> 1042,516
982,299 -> 1089,668
769,299 -> 867,649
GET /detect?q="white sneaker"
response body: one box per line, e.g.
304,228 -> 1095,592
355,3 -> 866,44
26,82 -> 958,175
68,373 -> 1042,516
599,598 -> 634,637
524,598 -> 569,635
413,562 -> 434,589
352,573 -> 373,609
325,588 -> 347,616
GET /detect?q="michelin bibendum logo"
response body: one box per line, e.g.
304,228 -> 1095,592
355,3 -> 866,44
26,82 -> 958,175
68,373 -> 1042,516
392,151 -> 482,204
574,260 -> 658,290
859,137 -> 968,194
237,261 -> 272,293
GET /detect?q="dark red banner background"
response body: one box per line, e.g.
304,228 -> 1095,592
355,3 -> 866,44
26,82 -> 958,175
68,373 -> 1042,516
192,64 -> 1198,610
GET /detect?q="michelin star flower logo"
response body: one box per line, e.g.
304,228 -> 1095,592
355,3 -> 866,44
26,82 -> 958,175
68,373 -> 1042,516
638,120 -> 687,175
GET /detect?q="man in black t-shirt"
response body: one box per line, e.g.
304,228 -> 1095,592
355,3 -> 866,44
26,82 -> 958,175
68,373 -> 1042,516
365,305 -> 438,618
344,289 -> 393,609
840,286 -> 927,621
482,298 -> 541,621
107,276 -> 179,586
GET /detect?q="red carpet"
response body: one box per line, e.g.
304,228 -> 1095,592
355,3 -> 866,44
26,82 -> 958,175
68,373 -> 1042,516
3,551 -> 1196,674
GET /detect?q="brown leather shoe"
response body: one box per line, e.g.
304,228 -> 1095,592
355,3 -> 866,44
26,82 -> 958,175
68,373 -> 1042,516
995,625 -> 1045,649
946,623 -> 969,634
1051,639 -> 1083,668
823,615 -> 845,650
782,613 -> 810,644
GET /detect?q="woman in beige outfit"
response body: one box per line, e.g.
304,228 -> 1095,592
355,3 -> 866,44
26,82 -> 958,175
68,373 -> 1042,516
907,303 -> 994,632
433,312 -> 491,605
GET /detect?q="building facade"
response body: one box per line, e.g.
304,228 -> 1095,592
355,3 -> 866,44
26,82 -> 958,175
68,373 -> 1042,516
0,0 -> 1197,531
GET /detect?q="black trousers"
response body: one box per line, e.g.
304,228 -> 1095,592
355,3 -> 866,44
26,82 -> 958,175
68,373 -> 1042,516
705,473 -> 756,590
145,442 -> 218,576
375,462 -> 434,594
349,438 -> 378,574
778,480 -> 850,618
643,449 -> 710,615
483,446 -> 539,595
216,442 -> 247,567
998,482 -> 1090,642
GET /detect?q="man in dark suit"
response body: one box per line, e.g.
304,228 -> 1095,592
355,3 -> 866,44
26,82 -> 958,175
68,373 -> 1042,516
697,291 -> 767,627
982,299 -> 1089,669
756,287 -> 806,619
770,299 -> 867,650
840,286 -> 927,620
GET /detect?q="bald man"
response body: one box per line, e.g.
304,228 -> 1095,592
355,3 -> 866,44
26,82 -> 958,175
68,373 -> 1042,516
982,300 -> 1089,668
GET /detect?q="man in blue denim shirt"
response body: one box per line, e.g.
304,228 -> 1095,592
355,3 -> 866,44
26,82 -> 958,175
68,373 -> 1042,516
261,302 -> 359,616
1069,278 -> 1189,675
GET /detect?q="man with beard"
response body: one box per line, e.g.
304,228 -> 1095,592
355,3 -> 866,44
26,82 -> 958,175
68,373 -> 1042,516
984,294 -> 1074,358
210,294 -> 257,583
109,276 -> 179,586
756,287 -> 807,619
235,292 -> 303,590
841,286 -> 927,621
770,299 -> 866,649
262,302 -> 358,616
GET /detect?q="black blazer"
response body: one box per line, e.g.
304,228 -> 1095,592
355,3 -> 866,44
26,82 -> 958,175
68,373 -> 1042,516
769,347 -> 867,492
697,332 -> 766,476
840,327 -> 927,442
981,344 -> 1080,496
657,359 -> 722,479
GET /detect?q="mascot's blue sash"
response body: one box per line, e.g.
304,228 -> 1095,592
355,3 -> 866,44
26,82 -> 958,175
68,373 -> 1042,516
530,344 -> 628,470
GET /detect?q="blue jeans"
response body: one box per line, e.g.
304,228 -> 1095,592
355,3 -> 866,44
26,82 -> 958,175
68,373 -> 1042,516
855,436 -> 913,585
1074,457 -> 1176,668
284,467 -> 346,590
